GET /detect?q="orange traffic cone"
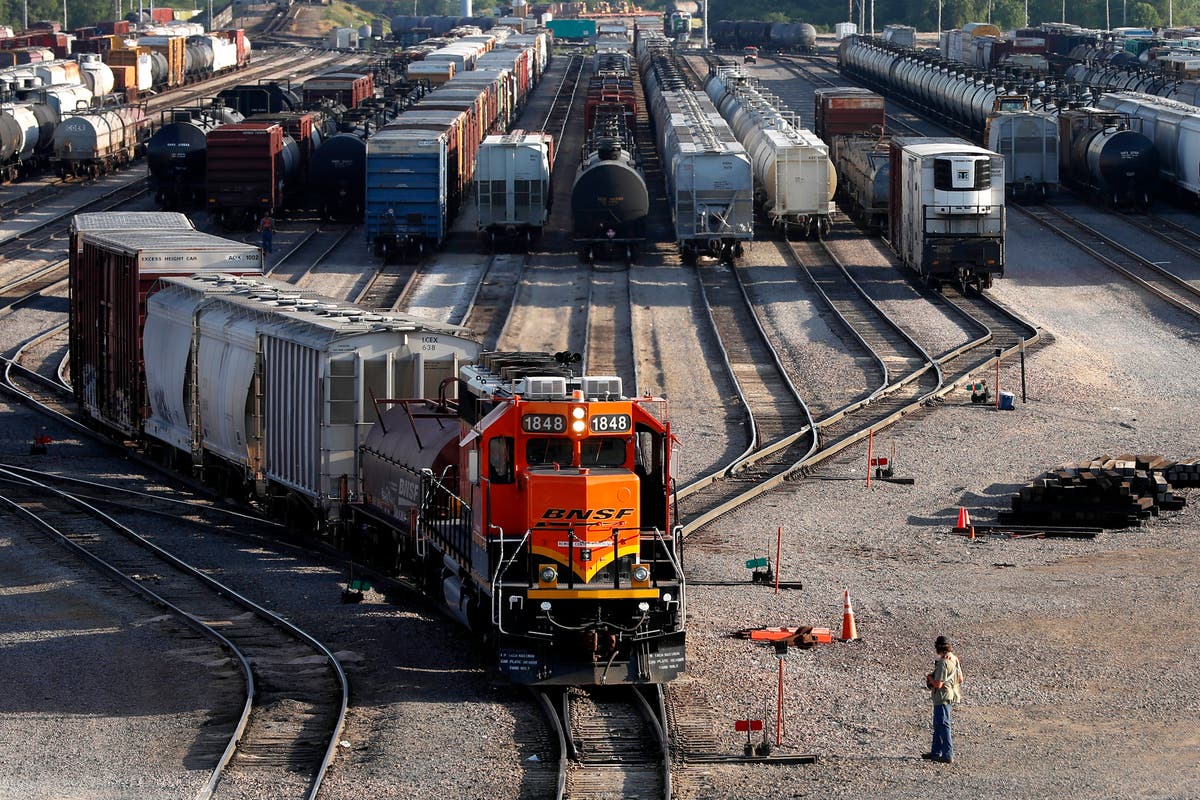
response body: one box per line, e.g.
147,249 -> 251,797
840,589 -> 859,642
953,507 -> 971,533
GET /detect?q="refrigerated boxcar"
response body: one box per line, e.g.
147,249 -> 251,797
888,136 -> 1005,291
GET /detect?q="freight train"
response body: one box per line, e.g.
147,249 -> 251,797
68,212 -> 686,685
571,49 -> 648,264
705,65 -> 836,238
366,29 -> 550,258
813,88 -> 1005,291
838,36 -> 1159,208
0,25 -> 250,183
637,30 -> 754,263
710,20 -> 818,54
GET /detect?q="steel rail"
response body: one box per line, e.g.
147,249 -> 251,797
1016,203 -> 1200,319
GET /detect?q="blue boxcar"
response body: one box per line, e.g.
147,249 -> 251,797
365,128 -> 448,258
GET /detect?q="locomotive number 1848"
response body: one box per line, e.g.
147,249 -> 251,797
590,413 -> 631,433
522,414 -> 566,432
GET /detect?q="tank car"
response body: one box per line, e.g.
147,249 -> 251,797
216,81 -> 302,117
350,350 -> 686,685
1057,107 -> 1157,210
638,31 -> 754,263
572,62 -> 647,264
889,136 -> 1005,292
308,131 -> 368,221
706,65 -> 836,238
0,102 -> 56,181
1093,92 -> 1200,202
147,104 -> 245,208
53,105 -> 148,178
838,38 -> 1064,201
476,131 -> 553,250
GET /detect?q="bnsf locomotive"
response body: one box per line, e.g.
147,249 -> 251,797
351,352 -> 686,685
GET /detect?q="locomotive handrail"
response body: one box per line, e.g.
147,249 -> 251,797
492,529 -> 528,633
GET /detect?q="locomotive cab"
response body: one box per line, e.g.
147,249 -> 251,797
368,352 -> 686,685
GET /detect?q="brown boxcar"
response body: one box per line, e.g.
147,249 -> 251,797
813,87 -> 887,143
206,122 -> 300,227
68,214 -> 263,437
301,71 -> 375,109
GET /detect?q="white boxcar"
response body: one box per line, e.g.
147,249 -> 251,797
706,65 -> 836,237
143,274 -> 480,523
835,22 -> 857,40
890,136 -> 1005,291
475,132 -> 553,246
1093,91 -> 1200,200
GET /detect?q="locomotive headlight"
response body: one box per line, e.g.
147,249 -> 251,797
571,419 -> 586,433
632,565 -> 650,583
539,565 -> 558,588
638,602 -> 650,612
540,601 -> 552,612
571,406 -> 586,419
662,593 -> 673,603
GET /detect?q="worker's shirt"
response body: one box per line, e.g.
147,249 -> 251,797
931,652 -> 963,705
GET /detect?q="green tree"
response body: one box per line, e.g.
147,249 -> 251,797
1127,0 -> 1161,24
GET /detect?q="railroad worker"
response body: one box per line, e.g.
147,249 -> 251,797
258,213 -> 274,255
922,635 -> 963,764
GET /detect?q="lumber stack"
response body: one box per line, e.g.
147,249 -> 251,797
1001,453 -> 1191,529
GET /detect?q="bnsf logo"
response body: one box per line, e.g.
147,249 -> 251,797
540,508 -> 635,521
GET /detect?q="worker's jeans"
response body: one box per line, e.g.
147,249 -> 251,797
931,703 -> 953,758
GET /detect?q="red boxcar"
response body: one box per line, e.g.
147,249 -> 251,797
206,123 -> 300,227
97,20 -> 132,35
68,213 -> 263,437
151,8 -> 175,23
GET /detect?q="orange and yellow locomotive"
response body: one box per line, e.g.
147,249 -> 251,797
353,351 -> 686,685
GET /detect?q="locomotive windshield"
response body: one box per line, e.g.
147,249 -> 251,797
524,436 -> 630,468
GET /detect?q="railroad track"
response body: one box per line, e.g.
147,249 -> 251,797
535,685 -> 671,800
459,253 -> 528,349
542,51 -> 586,147
1114,210 -> 1200,262
674,259 -> 815,532
269,223 -> 359,285
583,264 -> 637,393
0,178 -> 151,263
0,467 -> 348,800
1016,203 -> 1200,319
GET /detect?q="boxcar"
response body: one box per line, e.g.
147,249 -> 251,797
366,128 -> 448,257
68,218 -> 263,438
206,122 -> 300,227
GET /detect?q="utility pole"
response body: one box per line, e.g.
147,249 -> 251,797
702,0 -> 708,50
1061,0 -> 1065,23
937,0 -> 942,36
869,0 -> 874,35
1105,0 -> 1109,30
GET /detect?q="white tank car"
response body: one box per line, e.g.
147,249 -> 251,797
143,274 -> 480,524
706,65 -> 836,238
889,136 -> 1005,291
1093,91 -> 1200,201
54,106 -> 148,177
78,54 -> 115,96
638,31 -> 754,262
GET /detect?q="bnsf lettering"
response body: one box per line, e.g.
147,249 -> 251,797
541,508 -> 635,521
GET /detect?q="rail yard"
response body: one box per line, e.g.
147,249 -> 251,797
1,10 -> 1199,800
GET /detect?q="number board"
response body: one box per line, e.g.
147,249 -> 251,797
521,414 -> 566,433
589,413 -> 631,433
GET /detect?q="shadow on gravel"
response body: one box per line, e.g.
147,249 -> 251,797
906,485 -> 1023,528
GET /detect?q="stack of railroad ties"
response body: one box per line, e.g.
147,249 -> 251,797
1001,453 -> 1197,530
